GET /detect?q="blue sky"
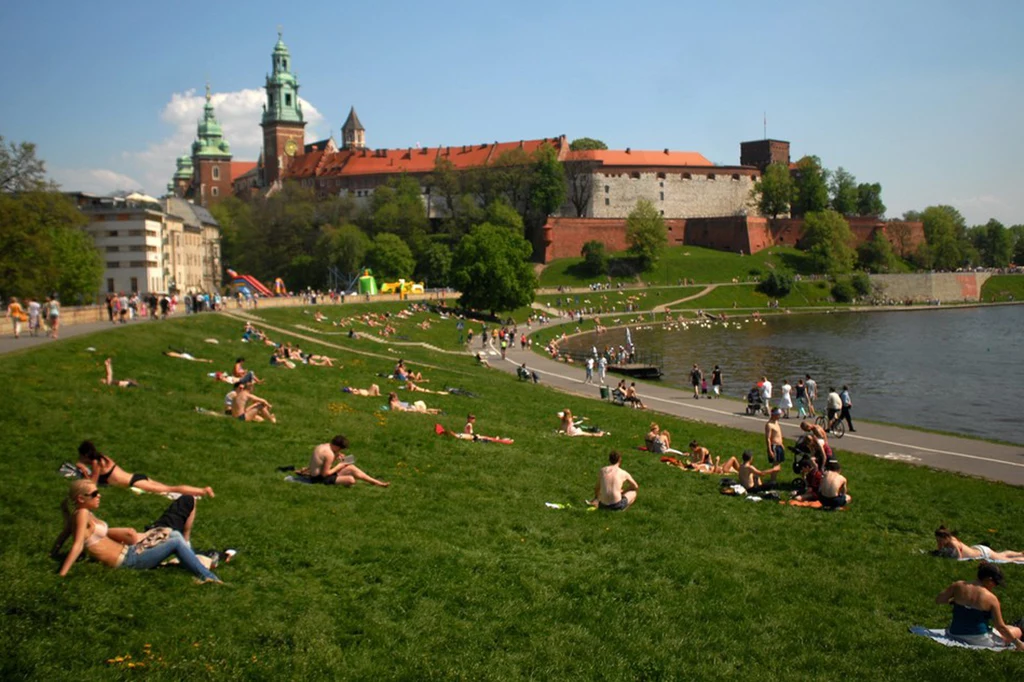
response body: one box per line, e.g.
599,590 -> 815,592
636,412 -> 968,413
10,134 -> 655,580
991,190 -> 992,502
2,0 -> 1022,225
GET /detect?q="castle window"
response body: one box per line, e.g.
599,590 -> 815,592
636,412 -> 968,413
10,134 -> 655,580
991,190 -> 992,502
285,94 -> 292,107
107,278 -> 115,293
630,172 -> 640,179
660,210 -> 665,216
656,172 -> 666,179
707,174 -> 716,180
604,185 -> 609,193
660,192 -> 665,201
732,174 -> 740,181
682,173 -> 691,180
212,166 -> 220,180
660,181 -> 664,188
605,198 -> 610,206
107,230 -> 119,237
212,187 -> 219,197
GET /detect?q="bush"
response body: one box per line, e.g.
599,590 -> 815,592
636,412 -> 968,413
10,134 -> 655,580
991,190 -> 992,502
757,270 -> 794,298
831,279 -> 855,302
851,272 -> 872,297
580,240 -> 609,276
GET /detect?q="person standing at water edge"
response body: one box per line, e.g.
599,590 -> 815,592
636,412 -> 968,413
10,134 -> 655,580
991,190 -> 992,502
840,385 -> 856,432
779,379 -> 793,419
711,365 -> 723,398
804,374 -> 817,416
690,364 -> 703,399
760,376 -> 773,411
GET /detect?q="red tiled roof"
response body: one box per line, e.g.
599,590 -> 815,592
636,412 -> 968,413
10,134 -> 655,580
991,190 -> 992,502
285,136 -> 567,179
567,149 -> 712,167
229,161 -> 257,181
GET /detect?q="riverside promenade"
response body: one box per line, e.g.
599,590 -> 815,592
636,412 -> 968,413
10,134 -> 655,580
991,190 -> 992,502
3,305 -> 1022,487
489,313 -> 1024,488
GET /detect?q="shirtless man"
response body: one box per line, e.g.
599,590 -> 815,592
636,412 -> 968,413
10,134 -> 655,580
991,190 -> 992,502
308,435 -> 389,487
818,459 -> 851,509
799,420 -> 831,468
738,450 -> 779,493
688,440 -> 712,467
232,382 -> 277,423
588,451 -> 638,511
764,408 -> 785,481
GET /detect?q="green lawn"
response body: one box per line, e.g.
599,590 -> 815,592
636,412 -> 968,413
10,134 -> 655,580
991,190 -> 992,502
981,274 -> 1024,302
2,311 -> 1024,679
539,245 -> 814,287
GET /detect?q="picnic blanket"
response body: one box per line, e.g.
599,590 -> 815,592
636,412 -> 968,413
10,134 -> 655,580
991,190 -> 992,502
908,626 -> 1012,650
433,423 -> 514,444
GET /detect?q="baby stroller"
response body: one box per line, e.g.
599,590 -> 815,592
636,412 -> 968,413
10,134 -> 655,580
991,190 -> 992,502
745,386 -> 768,416
610,387 -> 627,407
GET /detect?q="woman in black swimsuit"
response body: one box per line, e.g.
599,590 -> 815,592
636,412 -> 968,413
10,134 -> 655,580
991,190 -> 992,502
76,441 -> 214,498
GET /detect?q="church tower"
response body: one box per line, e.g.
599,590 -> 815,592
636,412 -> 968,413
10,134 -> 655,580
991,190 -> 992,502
172,154 -> 194,198
261,31 -> 306,186
341,107 -> 366,150
190,84 -> 233,206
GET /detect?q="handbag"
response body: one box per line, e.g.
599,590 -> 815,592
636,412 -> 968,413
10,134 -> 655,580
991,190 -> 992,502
133,527 -> 171,553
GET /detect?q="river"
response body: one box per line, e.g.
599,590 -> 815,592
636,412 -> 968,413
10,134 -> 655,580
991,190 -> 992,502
560,305 -> 1024,444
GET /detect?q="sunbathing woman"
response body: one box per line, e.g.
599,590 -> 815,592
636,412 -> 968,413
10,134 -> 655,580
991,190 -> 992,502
559,409 -> 606,437
342,383 -> 381,397
77,440 -> 214,498
163,350 -> 213,363
935,562 -> 1024,649
53,480 -> 220,582
394,360 -> 425,382
440,414 -> 513,443
406,380 -> 448,395
270,347 -> 296,369
101,357 -> 138,388
388,391 -> 442,415
934,526 -> 1024,562
646,423 -> 683,454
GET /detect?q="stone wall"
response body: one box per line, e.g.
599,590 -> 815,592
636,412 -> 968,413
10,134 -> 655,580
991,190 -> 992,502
870,272 -> 991,302
587,169 -> 758,219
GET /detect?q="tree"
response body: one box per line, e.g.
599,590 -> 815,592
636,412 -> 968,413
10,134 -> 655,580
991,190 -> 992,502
757,270 -> 794,297
415,240 -> 452,288
829,167 -> 858,216
857,231 -> 898,273
851,272 -> 872,297
856,182 -> 886,217
528,142 -> 565,219
569,137 -> 608,151
625,199 -> 668,271
885,220 -> 917,259
50,224 -> 104,303
920,205 -> 965,270
751,162 -> 794,219
791,156 -> 830,216
319,223 -> 371,277
490,147 -> 533,213
978,219 -> 1013,267
581,240 -> 609,276
369,175 -> 429,239
563,158 -> 595,217
450,223 -> 536,314
1012,225 -> 1024,264
0,135 -> 49,193
801,210 -> 856,276
831,279 -> 855,303
483,197 -> 525,235
367,233 -> 415,280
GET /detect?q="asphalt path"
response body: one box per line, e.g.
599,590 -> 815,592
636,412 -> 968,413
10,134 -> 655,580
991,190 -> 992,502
487,316 -> 1024,488
4,309 -> 1022,487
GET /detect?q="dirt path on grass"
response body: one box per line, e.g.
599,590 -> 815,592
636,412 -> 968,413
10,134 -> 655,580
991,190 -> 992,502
652,284 -> 718,312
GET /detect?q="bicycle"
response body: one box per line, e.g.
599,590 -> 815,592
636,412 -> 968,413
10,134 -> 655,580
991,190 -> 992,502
815,414 -> 845,438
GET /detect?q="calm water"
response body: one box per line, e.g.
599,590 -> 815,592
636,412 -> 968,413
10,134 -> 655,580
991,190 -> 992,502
562,306 -> 1024,444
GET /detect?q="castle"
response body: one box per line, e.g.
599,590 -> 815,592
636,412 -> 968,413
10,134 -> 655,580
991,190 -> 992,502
169,33 -> 923,262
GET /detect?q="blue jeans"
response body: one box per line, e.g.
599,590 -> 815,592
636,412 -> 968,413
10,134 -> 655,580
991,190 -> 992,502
120,530 -> 220,582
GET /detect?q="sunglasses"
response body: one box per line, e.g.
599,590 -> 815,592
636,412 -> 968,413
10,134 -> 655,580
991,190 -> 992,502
87,490 -> 101,498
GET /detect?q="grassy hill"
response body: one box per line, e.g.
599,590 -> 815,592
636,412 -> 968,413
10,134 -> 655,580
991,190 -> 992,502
539,245 -> 814,287
981,274 -> 1024,302
2,307 -> 1023,679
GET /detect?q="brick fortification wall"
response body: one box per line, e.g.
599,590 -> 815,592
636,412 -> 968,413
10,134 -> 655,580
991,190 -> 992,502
540,216 -> 925,263
589,169 -> 758,219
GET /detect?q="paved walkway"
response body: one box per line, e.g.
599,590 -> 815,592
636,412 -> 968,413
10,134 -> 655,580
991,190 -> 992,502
488,315 -> 1024,487
5,307 -> 1022,487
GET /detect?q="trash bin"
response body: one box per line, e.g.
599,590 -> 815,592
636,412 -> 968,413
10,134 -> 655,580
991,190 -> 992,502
600,385 -> 611,400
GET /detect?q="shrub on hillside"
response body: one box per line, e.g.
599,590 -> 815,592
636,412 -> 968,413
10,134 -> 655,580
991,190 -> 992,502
580,240 -> 609,276
757,270 -> 794,298
831,279 -> 856,302
851,272 -> 872,297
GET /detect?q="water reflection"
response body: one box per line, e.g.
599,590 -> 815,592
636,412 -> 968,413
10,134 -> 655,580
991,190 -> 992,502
559,306 -> 1024,444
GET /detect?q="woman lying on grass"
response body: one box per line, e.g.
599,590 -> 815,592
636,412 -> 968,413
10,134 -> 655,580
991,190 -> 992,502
558,409 -> 607,437
53,480 -> 221,582
388,391 -> 442,415
77,440 -> 214,498
162,350 -> 213,363
934,526 -> 1024,561
342,384 -> 381,397
100,358 -> 138,388
936,562 -> 1024,649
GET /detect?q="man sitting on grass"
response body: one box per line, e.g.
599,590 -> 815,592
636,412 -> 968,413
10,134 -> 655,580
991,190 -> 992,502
307,435 -> 389,488
588,451 -> 638,511
739,450 -> 780,494
817,459 -> 851,509
232,382 -> 277,423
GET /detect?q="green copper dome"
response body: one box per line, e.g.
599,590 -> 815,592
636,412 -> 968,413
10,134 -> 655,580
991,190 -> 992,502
262,31 -> 304,126
193,84 -> 232,158
173,154 -> 194,180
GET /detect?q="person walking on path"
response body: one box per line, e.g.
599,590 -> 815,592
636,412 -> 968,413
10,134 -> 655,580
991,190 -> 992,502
779,379 -> 793,419
711,364 -> 723,398
598,355 -> 608,384
690,364 -> 703,399
26,297 -> 41,337
840,385 -> 856,432
795,378 -> 809,419
45,296 -> 60,339
759,376 -> 773,411
6,297 -> 27,339
584,356 -> 594,384
804,374 -> 818,416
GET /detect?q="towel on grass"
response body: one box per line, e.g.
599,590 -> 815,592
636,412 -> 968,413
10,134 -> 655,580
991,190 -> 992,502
908,626 -> 1012,650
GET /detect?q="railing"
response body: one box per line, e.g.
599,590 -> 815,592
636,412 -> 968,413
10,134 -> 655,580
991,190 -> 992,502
554,347 -> 664,370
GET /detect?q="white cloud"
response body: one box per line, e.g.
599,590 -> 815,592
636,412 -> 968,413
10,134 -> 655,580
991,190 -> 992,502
50,167 -> 144,195
123,88 -> 326,196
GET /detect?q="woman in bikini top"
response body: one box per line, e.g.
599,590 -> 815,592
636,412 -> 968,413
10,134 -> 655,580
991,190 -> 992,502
934,526 -> 1024,562
76,440 -> 214,498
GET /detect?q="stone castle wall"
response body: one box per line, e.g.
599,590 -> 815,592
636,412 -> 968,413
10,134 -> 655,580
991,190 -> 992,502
587,169 -> 758,219
871,273 -> 991,302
